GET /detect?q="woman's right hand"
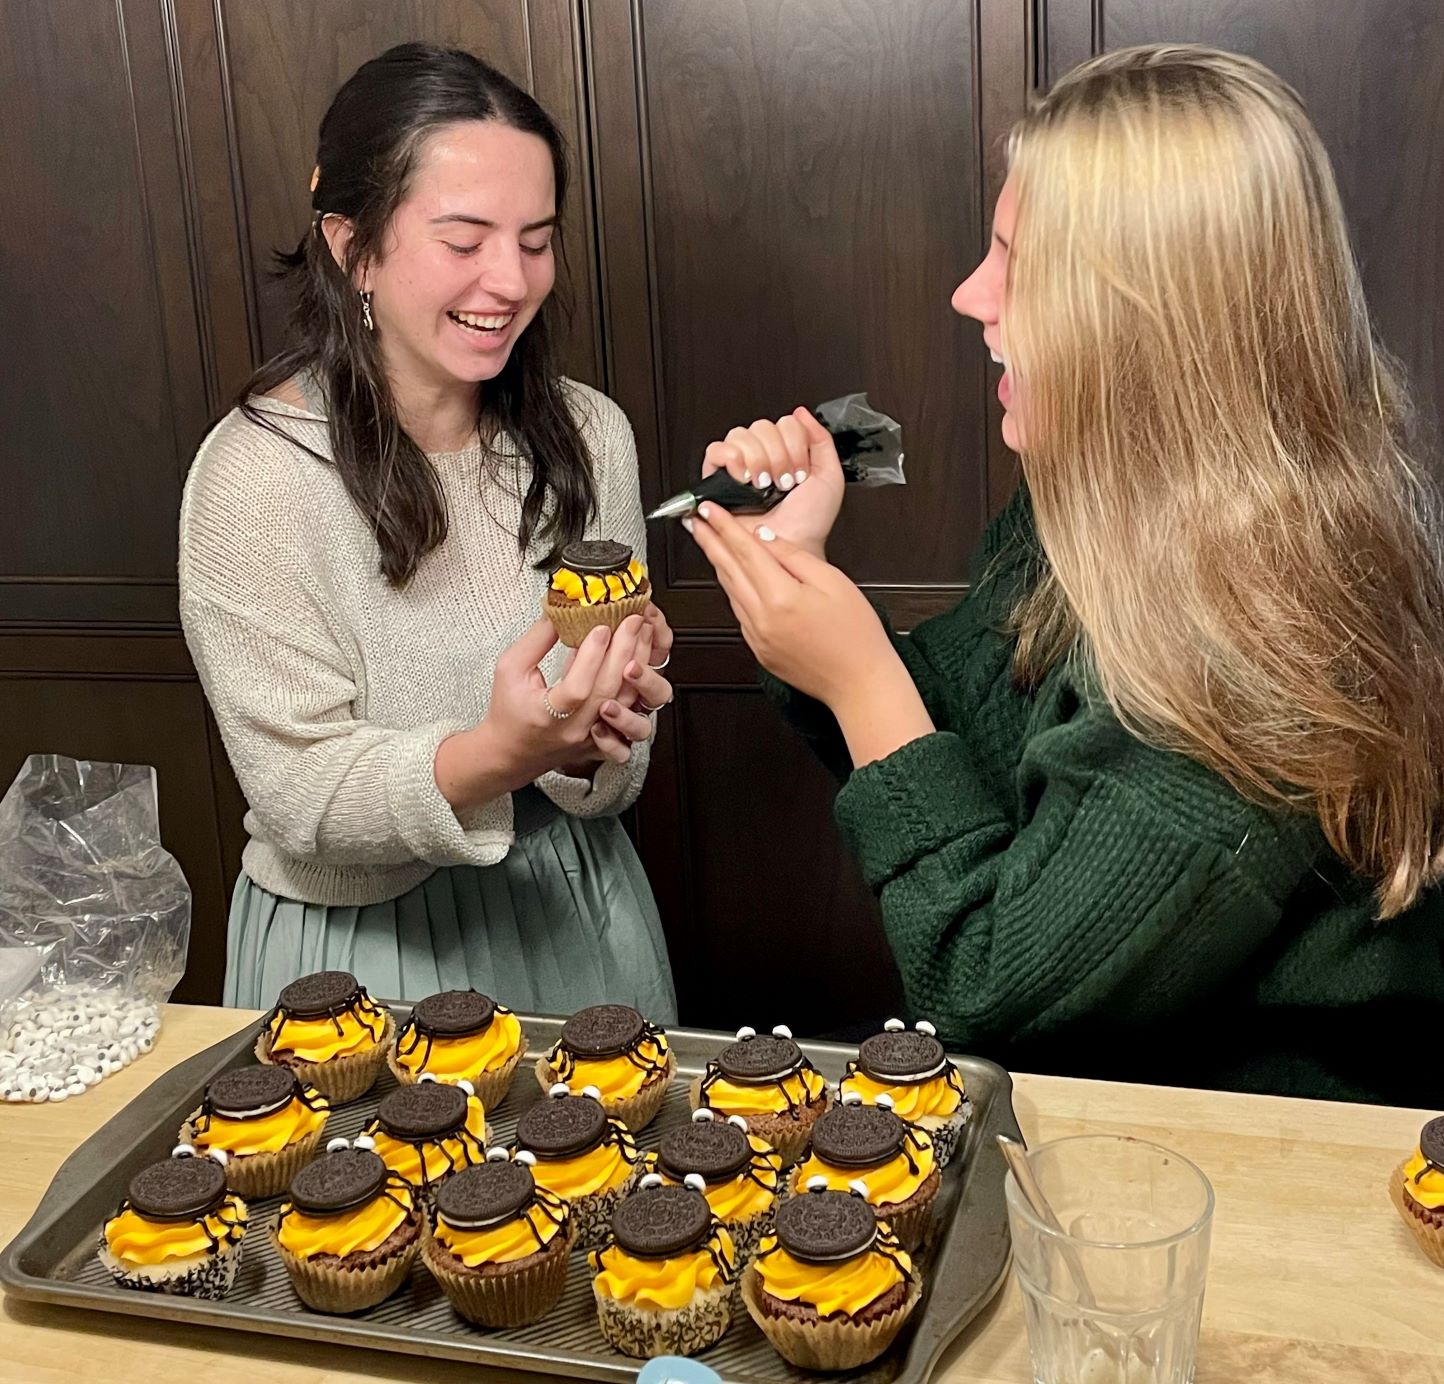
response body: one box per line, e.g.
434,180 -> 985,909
701,407 -> 845,559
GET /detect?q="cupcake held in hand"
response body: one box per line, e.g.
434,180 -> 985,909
742,1184 -> 921,1371
100,1146 -> 249,1299
362,1076 -> 488,1199
537,1003 -> 674,1131
257,970 -> 393,1103
544,540 -> 651,647
839,1019 -> 972,1167
1390,1114 -> 1444,1268
691,1025 -> 830,1164
390,989 -> 525,1107
590,1176 -> 736,1358
423,1151 -> 573,1327
272,1139 -> 422,1312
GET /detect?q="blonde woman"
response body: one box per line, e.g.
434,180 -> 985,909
689,45 -> 1444,1102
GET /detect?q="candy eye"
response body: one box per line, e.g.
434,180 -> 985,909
735,1026 -> 757,1040
486,1146 -> 510,1162
772,1024 -> 793,1040
458,1079 -> 476,1097
419,1072 -> 438,1084
354,1135 -> 376,1152
639,1173 -> 665,1191
842,1091 -> 863,1106
683,1173 -> 707,1192
171,1143 -> 197,1159
847,1179 -> 869,1198
875,1093 -> 896,1111
582,1085 -> 602,1101
805,1176 -> 828,1193
916,1020 -> 937,1037
548,1083 -> 571,1099
691,1108 -> 715,1124
326,1137 -> 350,1153
208,1148 -> 230,1168
515,1150 -> 538,1167
884,1018 -> 905,1032
727,1115 -> 750,1131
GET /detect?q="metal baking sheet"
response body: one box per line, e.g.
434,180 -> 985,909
0,1012 -> 1021,1382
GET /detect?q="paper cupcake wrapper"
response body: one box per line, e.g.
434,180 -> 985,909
388,1041 -> 525,1109
877,1190 -> 936,1252
741,1264 -> 921,1371
179,1110 -> 329,1200
593,1278 -> 732,1359
99,1238 -> 243,1300
272,1224 -> 420,1313
570,1162 -> 645,1252
536,1052 -> 675,1134
689,1075 -> 828,1166
543,590 -> 651,649
918,1100 -> 972,1170
1390,1159 -> 1444,1269
255,1012 -> 394,1104
423,1223 -> 573,1326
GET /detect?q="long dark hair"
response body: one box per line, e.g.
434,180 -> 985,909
240,43 -> 595,585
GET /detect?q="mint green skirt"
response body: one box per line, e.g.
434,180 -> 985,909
223,809 -> 676,1022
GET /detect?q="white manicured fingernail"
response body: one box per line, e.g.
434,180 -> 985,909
681,517 -> 694,534
794,470 -> 808,485
756,471 -> 772,489
777,472 -> 794,491
757,526 -> 776,543
741,470 -> 751,483
697,504 -> 712,521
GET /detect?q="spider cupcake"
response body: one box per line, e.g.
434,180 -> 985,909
691,1025 -> 829,1164
361,1075 -> 489,1199
390,989 -> 526,1107
256,970 -> 393,1103
536,1003 -> 674,1131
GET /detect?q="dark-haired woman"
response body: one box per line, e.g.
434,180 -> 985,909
180,44 -> 676,1018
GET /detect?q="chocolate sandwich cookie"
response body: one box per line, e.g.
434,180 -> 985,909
719,1033 -> 805,1084
290,1148 -> 388,1214
413,989 -> 496,1036
277,970 -> 363,1018
857,1029 -> 949,1083
377,1081 -> 471,1140
809,1105 -> 908,1168
207,1064 -> 302,1117
364,1079 -> 487,1195
517,1090 -> 611,1157
560,540 -> 635,575
562,1003 -> 648,1058
775,1185 -> 878,1262
544,541 -> 652,648
437,1161 -> 539,1228
659,1119 -> 752,1185
611,1184 -> 714,1259
129,1154 -> 229,1221
693,1026 -> 830,1165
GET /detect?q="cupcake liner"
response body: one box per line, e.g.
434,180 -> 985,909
388,1042 -> 524,1109
544,590 -> 651,649
99,1238 -> 244,1300
570,1163 -> 645,1252
741,1264 -> 921,1371
538,1053 -> 675,1133
593,1278 -> 732,1359
179,1109 -> 329,1200
689,1076 -> 829,1166
725,1204 -> 775,1273
1389,1159 -> 1444,1268
256,1012 -> 394,1104
423,1223 -> 573,1326
919,1100 -> 972,1170
272,1220 -> 420,1313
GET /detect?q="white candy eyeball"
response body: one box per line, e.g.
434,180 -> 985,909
418,1072 -> 438,1084
683,1173 -> 707,1192
514,1150 -> 537,1167
486,1146 -> 510,1162
458,1079 -> 476,1098
805,1175 -> 829,1193
726,1115 -> 750,1131
691,1108 -> 715,1124
847,1179 -> 870,1198
170,1143 -> 196,1159
915,1020 -> 937,1037
581,1085 -> 602,1101
735,1026 -> 756,1041
548,1082 -> 571,1099
841,1090 -> 863,1106
884,1017 -> 906,1033
326,1137 -> 350,1153
639,1172 -> 664,1191
208,1148 -> 230,1168
771,1024 -> 793,1040
875,1093 -> 896,1111
354,1134 -> 377,1152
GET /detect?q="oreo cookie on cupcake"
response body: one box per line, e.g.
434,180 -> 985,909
1390,1114 -> 1444,1268
423,1152 -> 573,1326
645,1108 -> 782,1272
839,1018 -> 972,1167
590,1177 -> 736,1358
537,1003 -> 674,1131
514,1084 -> 643,1249
742,1185 -> 920,1371
691,1025 -> 830,1164
179,1064 -> 330,1198
361,1075 -> 488,1198
272,1139 -> 421,1312
391,989 -> 526,1107
256,970 -> 393,1103
544,540 -> 651,648
99,1146 -> 249,1298
790,1098 -> 939,1249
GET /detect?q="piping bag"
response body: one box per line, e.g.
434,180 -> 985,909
646,393 -> 905,520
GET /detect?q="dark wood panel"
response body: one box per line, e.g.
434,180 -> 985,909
218,0 -> 602,384
0,669 -> 232,1004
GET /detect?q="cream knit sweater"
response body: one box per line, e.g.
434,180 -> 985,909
178,380 -> 650,907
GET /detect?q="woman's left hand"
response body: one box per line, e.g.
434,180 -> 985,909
687,503 -> 893,708
566,604 -> 675,768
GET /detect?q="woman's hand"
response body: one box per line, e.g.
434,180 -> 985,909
588,604 -> 675,764
700,407 -> 845,559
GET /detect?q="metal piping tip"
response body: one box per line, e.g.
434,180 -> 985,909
646,491 -> 699,521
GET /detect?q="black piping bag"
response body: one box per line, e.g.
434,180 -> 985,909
646,393 -> 905,520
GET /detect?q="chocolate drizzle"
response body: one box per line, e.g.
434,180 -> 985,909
698,1034 -> 820,1119
546,1006 -> 669,1087
262,970 -> 385,1053
395,991 -> 508,1072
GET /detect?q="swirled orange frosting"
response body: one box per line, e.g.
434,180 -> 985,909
547,1035 -> 670,1102
523,1124 -> 639,1200
701,1065 -> 827,1117
192,1092 -> 329,1157
267,993 -> 388,1062
591,1226 -> 735,1310
433,1189 -> 569,1266
105,1196 -> 248,1266
645,1136 -> 780,1222
551,559 -> 648,605
1404,1149 -> 1444,1210
275,1185 -> 414,1258
365,1095 -> 487,1187
754,1231 -> 910,1317
839,1067 -> 965,1121
793,1130 -> 936,1208
394,1009 -> 524,1081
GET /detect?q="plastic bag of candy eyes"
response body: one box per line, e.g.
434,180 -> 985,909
0,755 -> 191,1102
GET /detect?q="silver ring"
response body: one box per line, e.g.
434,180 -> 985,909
542,689 -> 573,721
648,653 -> 671,671
640,697 -> 672,713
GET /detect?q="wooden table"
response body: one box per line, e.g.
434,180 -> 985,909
2,1004 -> 1441,1383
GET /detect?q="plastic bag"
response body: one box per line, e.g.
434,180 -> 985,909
0,755 -> 191,1101
813,391 -> 907,488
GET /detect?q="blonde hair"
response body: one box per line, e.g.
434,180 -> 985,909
1004,44 -> 1444,917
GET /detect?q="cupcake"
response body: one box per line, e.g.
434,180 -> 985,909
536,1003 -> 674,1131
646,1108 -> 782,1272
256,970 -> 394,1103
839,1018 -> 972,1167
790,1099 -> 939,1249
361,1076 -> 488,1199
590,1177 -> 736,1358
391,989 -> 526,1107
1390,1114 -> 1444,1268
99,1146 -> 248,1298
742,1185 -> 920,1371
544,540 -> 651,647
272,1140 -> 422,1312
423,1153 -> 573,1326
513,1084 -> 643,1249
691,1025 -> 830,1164
179,1064 -> 330,1198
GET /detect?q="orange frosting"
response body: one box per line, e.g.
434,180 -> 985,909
191,1092 -> 329,1157
266,992 -> 388,1063
365,1095 -> 488,1188
105,1196 -> 248,1266
591,1225 -> 735,1310
394,1008 -> 523,1081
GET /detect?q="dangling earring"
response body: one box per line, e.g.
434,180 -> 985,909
360,290 -> 374,332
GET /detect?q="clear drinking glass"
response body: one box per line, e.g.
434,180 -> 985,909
1004,1135 -> 1214,1384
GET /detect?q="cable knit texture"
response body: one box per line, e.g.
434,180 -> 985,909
179,379 -> 650,907
765,488 -> 1444,1104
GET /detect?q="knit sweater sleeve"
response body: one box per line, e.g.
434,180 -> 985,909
179,419 -> 515,869
533,382 -> 652,819
834,703 -> 1320,1048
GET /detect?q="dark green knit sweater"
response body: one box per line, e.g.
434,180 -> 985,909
769,488 -> 1444,1104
